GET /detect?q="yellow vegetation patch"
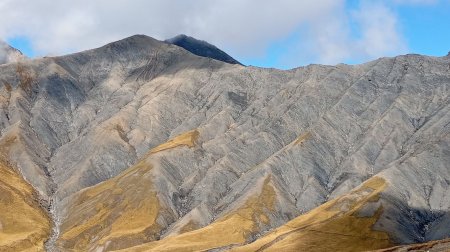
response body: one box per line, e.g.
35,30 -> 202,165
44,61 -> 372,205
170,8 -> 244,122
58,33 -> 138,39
150,129 -> 199,154
178,220 -> 200,234
120,176 -> 277,252
3,81 -> 12,92
0,135 -> 18,154
16,63 -> 36,93
230,176 -> 392,252
294,132 -> 311,145
0,160 -> 51,252
58,129 -> 203,251
58,159 -> 162,251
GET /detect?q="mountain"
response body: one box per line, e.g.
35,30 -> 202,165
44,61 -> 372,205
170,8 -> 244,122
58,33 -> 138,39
0,34 -> 449,252
0,41 -> 26,64
166,34 -> 242,65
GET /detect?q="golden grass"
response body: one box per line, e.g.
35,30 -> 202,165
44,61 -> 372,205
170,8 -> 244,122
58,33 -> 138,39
0,135 -> 18,155
56,125 -> 392,252
58,129 -> 202,251
294,132 -> 311,145
150,130 -> 199,154
16,63 -> 35,93
0,160 -> 51,252
119,176 -> 277,252
178,220 -> 200,234
3,81 -> 12,92
58,159 -> 162,251
231,176 -> 392,252
113,177 -> 391,252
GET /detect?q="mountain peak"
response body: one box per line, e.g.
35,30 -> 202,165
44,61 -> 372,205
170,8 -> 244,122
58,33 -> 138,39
0,40 -> 26,64
100,34 -> 161,52
165,34 -> 242,65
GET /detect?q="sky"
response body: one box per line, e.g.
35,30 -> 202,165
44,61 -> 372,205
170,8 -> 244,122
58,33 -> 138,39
0,0 -> 449,69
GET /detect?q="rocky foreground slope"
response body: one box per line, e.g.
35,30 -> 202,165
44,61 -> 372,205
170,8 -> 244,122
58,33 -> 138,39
0,35 -> 449,251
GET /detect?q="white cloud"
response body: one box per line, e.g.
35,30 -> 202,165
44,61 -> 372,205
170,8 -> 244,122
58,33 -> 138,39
280,1 -> 407,67
0,0 -> 340,56
0,0 -> 409,67
352,1 -> 407,60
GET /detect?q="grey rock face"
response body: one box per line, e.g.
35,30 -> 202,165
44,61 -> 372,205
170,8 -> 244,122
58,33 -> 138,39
0,35 -> 449,249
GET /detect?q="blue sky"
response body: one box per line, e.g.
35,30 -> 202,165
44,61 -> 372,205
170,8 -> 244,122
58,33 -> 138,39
241,0 -> 450,68
2,0 -> 450,69
397,2 -> 450,57
8,37 -> 35,57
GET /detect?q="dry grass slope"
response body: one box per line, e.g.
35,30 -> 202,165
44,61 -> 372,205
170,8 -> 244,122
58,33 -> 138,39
150,129 -> 199,154
231,177 -> 392,252
0,160 -> 51,252
115,177 -> 393,252
58,159 -> 161,251
58,129 -> 201,251
293,132 -> 311,145
118,176 -> 277,252
53,128 -> 396,252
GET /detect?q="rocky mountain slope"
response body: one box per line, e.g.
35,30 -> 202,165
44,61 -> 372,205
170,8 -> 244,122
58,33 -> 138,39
0,35 -> 448,251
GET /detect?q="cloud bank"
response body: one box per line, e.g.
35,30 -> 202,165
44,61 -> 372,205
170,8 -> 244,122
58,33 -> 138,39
0,0 -> 429,67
